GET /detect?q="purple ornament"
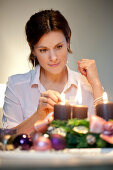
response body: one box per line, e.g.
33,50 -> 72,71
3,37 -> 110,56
50,134 -> 66,150
13,134 -> 32,150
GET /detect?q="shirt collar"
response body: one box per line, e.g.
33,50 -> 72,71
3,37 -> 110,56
30,64 -> 79,89
62,65 -> 78,92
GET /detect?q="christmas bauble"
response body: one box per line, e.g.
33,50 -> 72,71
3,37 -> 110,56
50,134 -> 66,150
0,135 -> 11,150
33,136 -> 52,151
13,134 -> 32,150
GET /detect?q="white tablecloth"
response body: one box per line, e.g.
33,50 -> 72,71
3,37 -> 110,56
0,148 -> 113,167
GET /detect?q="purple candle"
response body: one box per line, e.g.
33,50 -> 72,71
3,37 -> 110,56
72,105 -> 88,119
54,93 -> 72,120
96,101 -> 113,121
96,92 -> 113,121
54,102 -> 71,120
71,82 -> 88,119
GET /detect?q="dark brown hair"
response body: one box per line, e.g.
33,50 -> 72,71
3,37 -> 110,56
25,9 -> 72,67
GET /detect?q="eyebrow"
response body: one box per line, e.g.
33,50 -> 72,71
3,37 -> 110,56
37,41 -> 65,49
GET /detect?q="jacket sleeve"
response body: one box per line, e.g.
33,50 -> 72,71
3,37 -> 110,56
2,76 -> 24,128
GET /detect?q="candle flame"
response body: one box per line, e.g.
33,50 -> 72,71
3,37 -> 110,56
61,93 -> 65,103
103,92 -> 108,101
75,82 -> 82,105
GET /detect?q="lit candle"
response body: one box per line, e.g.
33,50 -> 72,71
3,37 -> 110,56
54,93 -> 71,120
96,92 -> 113,121
72,82 -> 88,119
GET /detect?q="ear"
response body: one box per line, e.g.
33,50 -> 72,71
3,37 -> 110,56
66,41 -> 69,51
32,47 -> 36,56
32,50 -> 36,56
66,40 -> 70,48
67,41 -> 72,53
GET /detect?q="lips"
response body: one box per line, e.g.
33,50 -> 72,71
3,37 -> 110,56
48,62 -> 60,67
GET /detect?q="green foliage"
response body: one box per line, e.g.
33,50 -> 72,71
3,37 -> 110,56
50,119 -> 113,148
66,133 -> 79,148
96,137 -> 107,148
66,133 -> 89,148
68,119 -> 89,128
51,120 -> 67,127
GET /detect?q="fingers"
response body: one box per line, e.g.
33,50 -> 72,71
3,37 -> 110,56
78,64 -> 87,77
77,59 -> 95,63
77,60 -> 88,77
77,59 -> 96,67
41,90 -> 61,103
100,134 -> 113,144
39,96 -> 55,108
77,58 -> 101,87
52,91 -> 61,102
39,90 -> 61,112
44,112 -> 54,123
39,97 -> 53,110
77,59 -> 96,77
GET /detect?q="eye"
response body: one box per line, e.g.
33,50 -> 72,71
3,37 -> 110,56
56,44 -> 63,49
39,49 -> 48,53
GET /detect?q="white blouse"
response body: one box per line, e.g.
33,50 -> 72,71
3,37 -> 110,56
3,65 -> 95,128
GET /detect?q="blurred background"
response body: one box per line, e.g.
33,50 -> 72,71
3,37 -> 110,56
0,0 -> 113,100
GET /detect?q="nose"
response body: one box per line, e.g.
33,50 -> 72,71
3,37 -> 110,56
49,49 -> 57,62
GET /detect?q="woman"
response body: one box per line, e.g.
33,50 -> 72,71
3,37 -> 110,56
2,9 -> 103,134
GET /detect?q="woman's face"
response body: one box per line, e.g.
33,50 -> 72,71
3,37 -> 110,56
33,30 -> 69,75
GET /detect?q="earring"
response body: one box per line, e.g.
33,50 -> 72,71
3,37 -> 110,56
67,47 -> 72,53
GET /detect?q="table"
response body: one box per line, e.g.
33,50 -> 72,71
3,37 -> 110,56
0,148 -> 113,170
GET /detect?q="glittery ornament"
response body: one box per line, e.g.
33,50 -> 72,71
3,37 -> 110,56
33,136 -> 52,151
46,126 -> 56,135
6,135 -> 17,151
6,144 -> 14,151
0,129 -> 17,151
50,128 -> 66,137
50,134 -> 66,150
7,134 -> 17,145
13,134 -> 32,150
0,142 -> 4,150
73,126 -> 88,134
43,134 -> 49,138
86,135 -> 96,145
2,135 -> 11,145
1,135 -> 11,150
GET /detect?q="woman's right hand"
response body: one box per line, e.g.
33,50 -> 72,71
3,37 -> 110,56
37,90 -> 61,120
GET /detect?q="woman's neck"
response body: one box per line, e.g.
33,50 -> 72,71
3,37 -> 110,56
40,66 -> 68,92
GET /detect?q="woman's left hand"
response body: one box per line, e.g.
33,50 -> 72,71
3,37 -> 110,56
77,59 -> 100,87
